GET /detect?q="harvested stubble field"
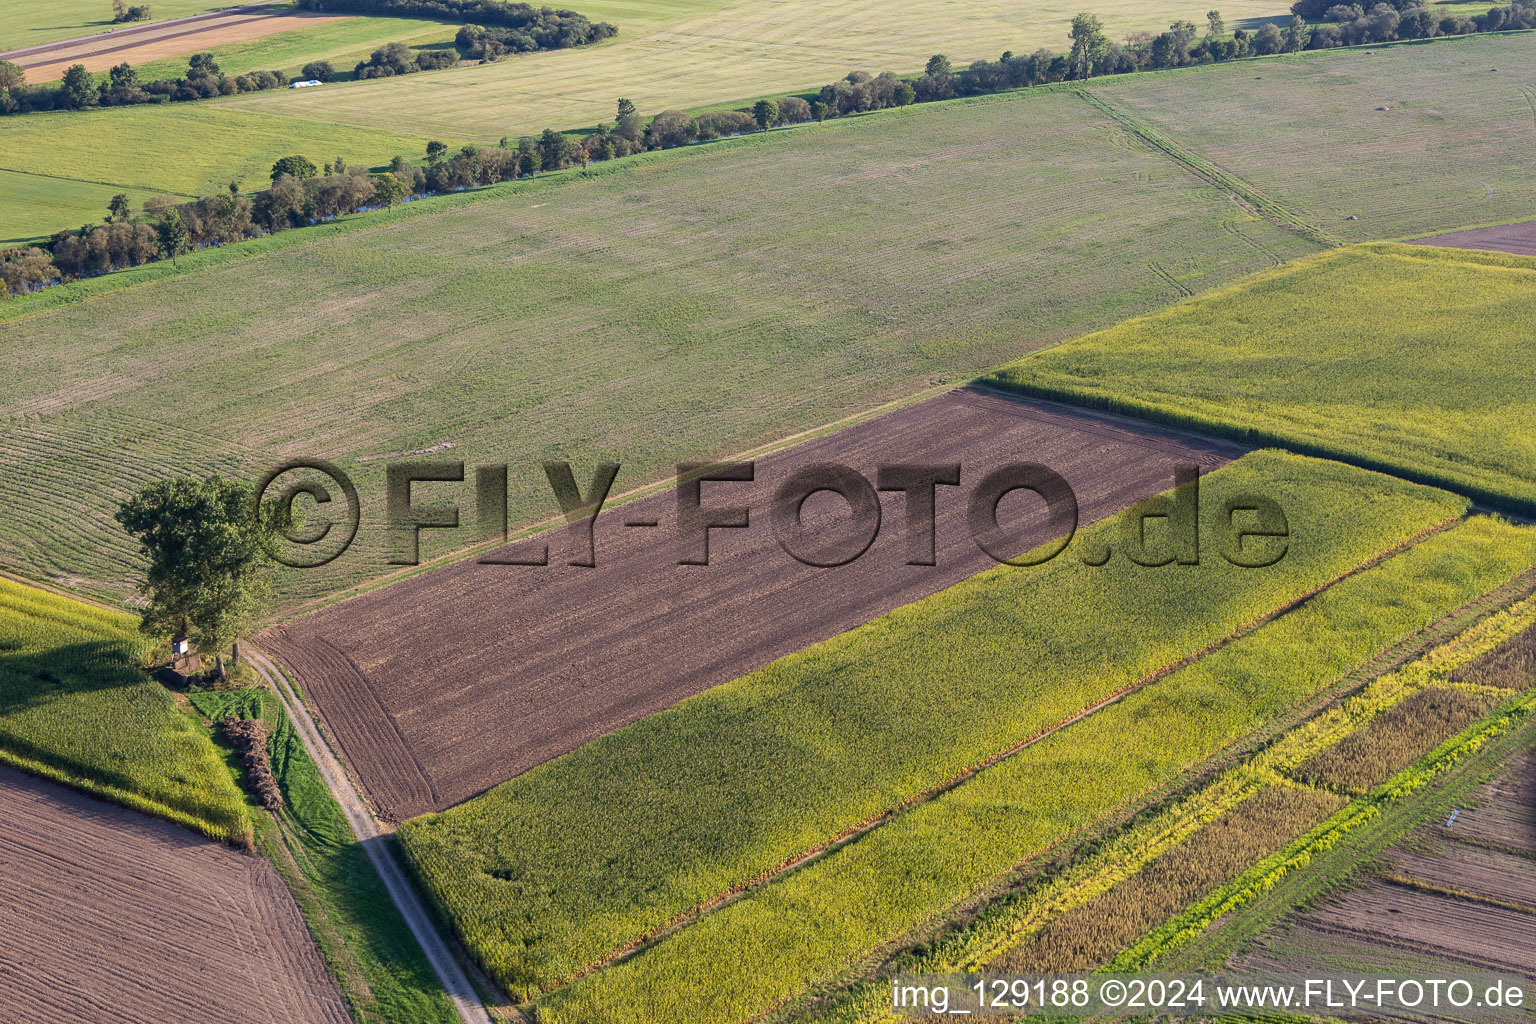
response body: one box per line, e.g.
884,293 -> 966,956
266,389 -> 1246,822
71,0 -> 1297,148
534,511 -> 1536,1024
991,244 -> 1536,515
394,452 -> 1489,1001
1091,33 -> 1536,241
11,8 -> 350,82
0,576 -> 250,842
0,764 -> 351,1024
0,87 -> 1317,603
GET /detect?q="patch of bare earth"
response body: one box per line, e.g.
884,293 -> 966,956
1408,220 -> 1536,258
0,766 -> 350,1024
262,388 -> 1244,821
15,10 -> 349,81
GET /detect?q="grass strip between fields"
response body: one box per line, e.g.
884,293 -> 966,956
0,576 -> 251,844
188,686 -> 460,1024
402,450 -> 1470,999
535,512 -> 1536,1024
989,243 -> 1536,517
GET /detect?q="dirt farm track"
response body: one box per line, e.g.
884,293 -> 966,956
263,389 -> 1245,821
0,765 -> 349,1024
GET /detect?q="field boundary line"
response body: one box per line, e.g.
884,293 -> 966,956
1074,88 -> 1340,248
245,646 -> 499,1024
555,509 -> 1466,990
0,4 -> 280,61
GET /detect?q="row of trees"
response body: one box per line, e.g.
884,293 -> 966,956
2,0 -> 618,117
294,0 -> 617,49
6,2 -> 1536,296
0,52 -> 292,115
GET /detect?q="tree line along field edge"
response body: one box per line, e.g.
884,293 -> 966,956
529,510 -> 1536,1024
398,451 -> 1475,999
0,85 -> 1318,611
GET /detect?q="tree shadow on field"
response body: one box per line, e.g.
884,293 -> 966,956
0,641 -> 157,795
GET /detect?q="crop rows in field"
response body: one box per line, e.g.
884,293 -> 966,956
0,764 -> 350,1024
0,88 -> 1317,603
265,390 -> 1245,822
0,577 -> 250,842
991,243 -> 1536,516
531,510 -> 1536,1024
804,589 -> 1536,1023
1091,33 -> 1536,241
401,452 -> 1472,1001
1292,686 -> 1504,793
992,786 -> 1346,973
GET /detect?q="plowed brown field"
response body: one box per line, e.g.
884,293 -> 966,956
262,388 -> 1243,820
1410,220 -> 1536,258
0,765 -> 350,1024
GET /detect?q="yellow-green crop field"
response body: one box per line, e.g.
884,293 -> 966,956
530,502 -> 1536,1023
0,88 -> 1317,606
992,243 -> 1536,515
400,451 -> 1467,996
0,577 -> 250,843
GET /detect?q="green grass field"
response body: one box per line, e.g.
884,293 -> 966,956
398,451 -> 1470,998
0,104 -> 440,240
1090,32 -> 1536,241
0,167 -> 179,242
536,511 -> 1536,1024
189,687 -> 458,1024
124,14 -> 460,85
0,88 -> 1318,606
0,0 -> 1300,235
2,0 -> 234,49
991,243 -> 1536,515
0,577 -> 251,842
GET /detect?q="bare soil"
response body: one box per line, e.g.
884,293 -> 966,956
1409,220 -> 1536,257
13,9 -> 348,81
0,765 -> 350,1024
262,388 -> 1243,821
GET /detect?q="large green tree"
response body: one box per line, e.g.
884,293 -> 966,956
1068,13 -> 1109,80
116,476 -> 283,676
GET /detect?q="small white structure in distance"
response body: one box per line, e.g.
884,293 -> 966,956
290,79 -> 323,89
